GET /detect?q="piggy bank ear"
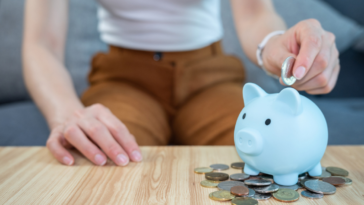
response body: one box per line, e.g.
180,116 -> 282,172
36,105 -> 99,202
274,88 -> 303,115
243,83 -> 267,105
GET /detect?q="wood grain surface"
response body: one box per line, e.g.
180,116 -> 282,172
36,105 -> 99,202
0,146 -> 364,205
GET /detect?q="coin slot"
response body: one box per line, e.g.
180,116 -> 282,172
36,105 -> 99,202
243,113 -> 246,119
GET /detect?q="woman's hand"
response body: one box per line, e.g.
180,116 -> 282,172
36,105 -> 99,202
23,0 -> 141,166
262,19 -> 340,94
46,104 -> 142,166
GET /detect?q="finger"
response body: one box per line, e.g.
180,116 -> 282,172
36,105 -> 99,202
77,117 -> 130,166
294,32 -> 337,86
294,59 -> 335,91
97,109 -> 142,162
63,123 -> 108,166
47,128 -> 74,166
306,62 -> 340,95
293,20 -> 323,80
262,33 -> 297,78
59,135 -> 73,149
293,47 -> 338,91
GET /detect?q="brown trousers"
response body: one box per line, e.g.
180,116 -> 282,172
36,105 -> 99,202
81,41 -> 245,146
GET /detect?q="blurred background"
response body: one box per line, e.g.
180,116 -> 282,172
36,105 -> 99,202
0,0 -> 363,146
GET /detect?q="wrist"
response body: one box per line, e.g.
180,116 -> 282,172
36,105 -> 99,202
47,102 -> 84,129
256,30 -> 285,78
261,35 -> 281,74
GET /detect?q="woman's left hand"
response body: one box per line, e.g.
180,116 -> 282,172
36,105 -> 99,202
262,19 -> 340,94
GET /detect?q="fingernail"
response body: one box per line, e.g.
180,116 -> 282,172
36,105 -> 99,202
131,150 -> 142,162
294,66 -> 306,80
116,154 -> 129,166
95,154 -> 107,166
63,156 -> 73,165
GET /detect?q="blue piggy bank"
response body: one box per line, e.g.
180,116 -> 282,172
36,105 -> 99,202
234,83 -> 328,186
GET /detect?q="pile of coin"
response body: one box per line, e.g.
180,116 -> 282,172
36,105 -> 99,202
194,163 -> 352,204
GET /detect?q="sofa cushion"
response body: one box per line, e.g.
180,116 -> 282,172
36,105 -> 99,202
0,0 -> 28,104
0,0 -> 107,104
273,0 -> 364,52
310,97 -> 364,145
0,101 -> 49,146
0,0 -> 363,103
221,0 -> 364,93
322,0 -> 364,26
1,99 -> 363,146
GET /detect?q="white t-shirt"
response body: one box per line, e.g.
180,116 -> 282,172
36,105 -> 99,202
97,0 -> 223,52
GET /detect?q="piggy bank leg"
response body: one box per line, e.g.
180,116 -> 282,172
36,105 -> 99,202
308,162 -> 322,176
273,173 -> 298,186
243,164 -> 259,176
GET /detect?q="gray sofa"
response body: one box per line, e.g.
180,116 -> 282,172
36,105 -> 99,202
0,0 -> 363,146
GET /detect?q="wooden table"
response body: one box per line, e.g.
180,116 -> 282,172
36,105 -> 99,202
1,146 -> 364,204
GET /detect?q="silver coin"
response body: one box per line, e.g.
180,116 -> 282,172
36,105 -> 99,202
301,190 -> 324,199
336,176 -> 352,185
252,192 -> 272,200
230,173 -> 250,181
217,181 -> 246,191
246,185 -> 257,189
276,183 -> 302,191
298,173 -> 307,181
281,56 -> 296,86
300,178 -> 318,187
260,176 -> 274,183
254,184 -> 279,193
298,172 -> 307,177
260,174 -> 274,180
244,179 -> 272,186
304,180 -> 336,195
310,170 -> 331,179
260,174 -> 273,179
231,162 -> 245,170
295,182 -> 303,189
210,164 -> 229,171
240,188 -> 255,198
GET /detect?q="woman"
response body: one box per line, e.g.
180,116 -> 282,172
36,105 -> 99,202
22,0 -> 339,166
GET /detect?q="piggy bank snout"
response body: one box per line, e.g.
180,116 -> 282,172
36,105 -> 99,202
236,129 -> 263,156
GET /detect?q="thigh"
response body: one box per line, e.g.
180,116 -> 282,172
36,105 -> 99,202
173,81 -> 244,145
81,81 -> 171,146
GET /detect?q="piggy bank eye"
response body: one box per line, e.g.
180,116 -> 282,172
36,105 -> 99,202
265,119 -> 271,125
242,113 -> 246,119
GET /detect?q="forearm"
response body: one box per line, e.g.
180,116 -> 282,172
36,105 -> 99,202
23,44 -> 84,129
231,0 -> 286,64
23,0 -> 82,129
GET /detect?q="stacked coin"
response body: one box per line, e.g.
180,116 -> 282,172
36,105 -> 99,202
230,173 -> 250,181
209,190 -> 235,201
210,164 -> 229,171
231,162 -> 245,170
194,164 -> 352,203
194,167 -> 213,174
205,172 -> 229,181
218,181 -> 246,191
273,188 -> 300,202
231,186 -> 249,196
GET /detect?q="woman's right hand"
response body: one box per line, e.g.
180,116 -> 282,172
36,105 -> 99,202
46,104 -> 142,166
23,1 -> 141,166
